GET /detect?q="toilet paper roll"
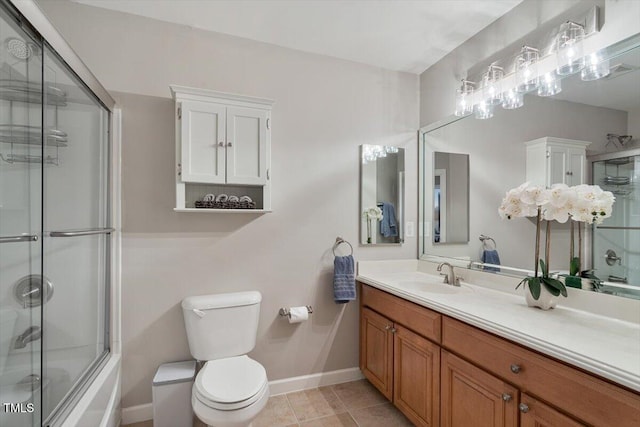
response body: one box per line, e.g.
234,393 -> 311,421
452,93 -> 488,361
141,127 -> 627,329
288,306 -> 309,324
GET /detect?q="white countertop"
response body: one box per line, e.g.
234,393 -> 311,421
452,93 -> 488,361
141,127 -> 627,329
357,264 -> 640,392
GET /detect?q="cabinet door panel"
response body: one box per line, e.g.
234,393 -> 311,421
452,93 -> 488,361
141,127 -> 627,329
360,307 -> 393,400
567,148 -> 585,186
520,393 -> 585,427
180,100 -> 225,183
394,325 -> 440,427
547,146 -> 567,186
226,107 -> 267,185
441,351 -> 517,427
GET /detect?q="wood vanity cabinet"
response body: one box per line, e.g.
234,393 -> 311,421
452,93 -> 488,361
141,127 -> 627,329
359,284 -> 640,427
360,286 -> 441,427
441,350 -> 518,427
519,394 -> 585,427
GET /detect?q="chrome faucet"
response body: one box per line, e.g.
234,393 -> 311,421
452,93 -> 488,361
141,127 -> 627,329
437,262 -> 462,286
14,326 -> 42,349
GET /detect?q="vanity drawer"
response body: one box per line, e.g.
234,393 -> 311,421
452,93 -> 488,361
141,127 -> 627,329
361,284 -> 441,343
442,317 -> 640,427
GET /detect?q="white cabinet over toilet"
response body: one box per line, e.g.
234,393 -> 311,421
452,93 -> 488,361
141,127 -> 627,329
171,85 -> 273,212
525,137 -> 591,188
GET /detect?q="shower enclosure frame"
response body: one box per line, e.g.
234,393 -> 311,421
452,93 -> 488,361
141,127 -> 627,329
2,0 -> 120,426
589,147 -> 640,297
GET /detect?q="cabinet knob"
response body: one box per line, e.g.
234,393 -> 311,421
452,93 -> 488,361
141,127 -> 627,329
566,171 -> 573,176
390,327 -> 397,334
502,393 -> 512,402
519,403 -> 530,413
227,142 -> 233,147
384,325 -> 391,330
510,364 -> 521,374
218,142 -> 224,147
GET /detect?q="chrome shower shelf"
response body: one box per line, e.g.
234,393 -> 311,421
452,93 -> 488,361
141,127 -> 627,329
0,153 -> 58,165
0,124 -> 68,147
0,79 -> 67,106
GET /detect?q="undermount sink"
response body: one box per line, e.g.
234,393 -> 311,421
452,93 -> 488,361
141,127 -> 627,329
398,280 -> 473,295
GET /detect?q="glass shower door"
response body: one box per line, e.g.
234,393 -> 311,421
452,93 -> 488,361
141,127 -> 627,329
0,6 -> 43,426
41,47 -> 110,424
592,154 -> 640,298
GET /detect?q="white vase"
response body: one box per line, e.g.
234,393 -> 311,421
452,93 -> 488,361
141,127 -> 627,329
525,283 -> 558,310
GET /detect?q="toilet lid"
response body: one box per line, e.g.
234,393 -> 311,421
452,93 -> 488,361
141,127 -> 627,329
195,356 -> 267,409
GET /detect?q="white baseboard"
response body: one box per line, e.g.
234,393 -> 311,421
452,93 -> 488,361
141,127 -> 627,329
120,367 -> 363,425
121,403 -> 153,425
268,367 -> 364,395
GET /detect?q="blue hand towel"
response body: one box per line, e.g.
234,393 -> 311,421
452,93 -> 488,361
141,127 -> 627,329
334,255 -> 356,304
481,249 -> 501,273
379,202 -> 398,237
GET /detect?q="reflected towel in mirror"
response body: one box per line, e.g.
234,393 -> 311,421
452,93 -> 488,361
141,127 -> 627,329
379,202 -> 398,237
481,249 -> 501,273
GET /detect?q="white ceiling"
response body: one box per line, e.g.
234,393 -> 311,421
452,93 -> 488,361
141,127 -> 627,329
71,0 -> 523,74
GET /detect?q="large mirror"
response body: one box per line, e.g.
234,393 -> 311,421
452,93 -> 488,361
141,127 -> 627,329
433,152 -> 469,244
420,34 -> 640,299
360,144 -> 405,245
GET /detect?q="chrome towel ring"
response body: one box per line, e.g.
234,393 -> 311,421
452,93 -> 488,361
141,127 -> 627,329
333,237 -> 353,256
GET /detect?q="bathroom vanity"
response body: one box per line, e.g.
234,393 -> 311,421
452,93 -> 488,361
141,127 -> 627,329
357,261 -> 640,427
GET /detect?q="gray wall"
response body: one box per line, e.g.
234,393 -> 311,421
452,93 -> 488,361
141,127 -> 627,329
36,0 -> 419,408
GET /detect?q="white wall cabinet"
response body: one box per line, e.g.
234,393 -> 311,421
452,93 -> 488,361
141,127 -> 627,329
525,137 -> 591,188
171,86 -> 273,212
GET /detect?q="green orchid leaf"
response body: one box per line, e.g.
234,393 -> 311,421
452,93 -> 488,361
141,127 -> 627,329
570,257 -> 580,276
541,278 -> 561,296
539,259 -> 548,277
580,270 -> 601,281
529,277 -> 541,300
516,278 -> 527,290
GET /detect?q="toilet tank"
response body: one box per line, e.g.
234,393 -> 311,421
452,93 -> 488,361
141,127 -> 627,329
182,291 -> 261,360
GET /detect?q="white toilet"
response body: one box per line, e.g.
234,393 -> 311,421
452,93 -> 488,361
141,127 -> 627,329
182,291 -> 269,427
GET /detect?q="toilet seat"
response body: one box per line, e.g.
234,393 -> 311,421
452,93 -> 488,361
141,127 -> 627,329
194,355 -> 268,411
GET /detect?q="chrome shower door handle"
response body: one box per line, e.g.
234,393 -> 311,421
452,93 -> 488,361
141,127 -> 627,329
0,234 -> 38,243
49,228 -> 114,237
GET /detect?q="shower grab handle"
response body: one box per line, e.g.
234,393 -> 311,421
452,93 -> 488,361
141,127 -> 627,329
0,234 -> 38,244
50,227 -> 115,237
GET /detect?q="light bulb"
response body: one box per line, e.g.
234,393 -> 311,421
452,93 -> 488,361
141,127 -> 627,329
556,21 -> 585,76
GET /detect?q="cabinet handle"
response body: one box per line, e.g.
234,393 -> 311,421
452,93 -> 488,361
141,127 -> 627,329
502,393 -> 512,402
519,403 -> 530,413
227,142 -> 233,147
510,364 -> 521,374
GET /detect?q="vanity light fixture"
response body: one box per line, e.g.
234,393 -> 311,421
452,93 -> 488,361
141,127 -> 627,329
482,64 -> 504,106
537,71 -> 562,97
516,45 -> 539,93
474,99 -> 494,120
556,21 -> 586,76
385,146 -> 399,154
581,51 -> 610,81
454,80 -> 475,117
502,88 -> 524,109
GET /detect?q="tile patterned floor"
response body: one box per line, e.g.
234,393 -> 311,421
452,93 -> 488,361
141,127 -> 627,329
123,379 -> 414,427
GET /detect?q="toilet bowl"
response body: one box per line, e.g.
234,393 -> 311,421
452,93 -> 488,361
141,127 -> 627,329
182,292 -> 269,427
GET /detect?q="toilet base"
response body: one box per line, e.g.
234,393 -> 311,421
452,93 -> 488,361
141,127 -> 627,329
192,384 -> 269,427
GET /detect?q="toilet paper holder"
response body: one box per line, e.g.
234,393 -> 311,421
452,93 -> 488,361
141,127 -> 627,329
279,306 -> 313,318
